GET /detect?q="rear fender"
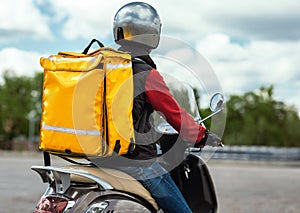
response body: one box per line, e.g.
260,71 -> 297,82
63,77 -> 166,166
31,165 -> 113,193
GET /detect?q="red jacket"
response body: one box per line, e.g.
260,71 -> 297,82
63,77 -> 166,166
145,68 -> 206,144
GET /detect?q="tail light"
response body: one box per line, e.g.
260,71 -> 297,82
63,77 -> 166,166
34,196 -> 68,213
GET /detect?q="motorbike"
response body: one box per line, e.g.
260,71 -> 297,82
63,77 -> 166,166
31,83 -> 224,213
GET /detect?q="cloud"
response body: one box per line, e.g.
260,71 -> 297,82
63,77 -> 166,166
197,33 -> 300,83
0,48 -> 42,78
131,0 -> 300,42
0,0 -> 53,42
196,33 -> 300,111
45,0 -> 135,41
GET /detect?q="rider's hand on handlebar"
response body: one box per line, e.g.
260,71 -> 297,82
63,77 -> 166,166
195,130 -> 223,148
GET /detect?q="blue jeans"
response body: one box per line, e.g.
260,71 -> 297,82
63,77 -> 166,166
119,162 -> 193,213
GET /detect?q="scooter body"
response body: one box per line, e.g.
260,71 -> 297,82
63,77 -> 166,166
32,151 -> 217,213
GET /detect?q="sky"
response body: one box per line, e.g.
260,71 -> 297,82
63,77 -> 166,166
0,0 -> 300,114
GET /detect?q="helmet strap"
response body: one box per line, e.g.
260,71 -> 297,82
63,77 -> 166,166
116,27 -> 124,41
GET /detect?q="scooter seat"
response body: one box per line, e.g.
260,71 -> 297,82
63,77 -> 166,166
65,165 -> 159,210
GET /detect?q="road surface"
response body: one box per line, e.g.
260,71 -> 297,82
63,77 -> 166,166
0,151 -> 299,213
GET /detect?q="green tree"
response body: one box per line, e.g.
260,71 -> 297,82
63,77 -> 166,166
0,71 -> 43,149
223,85 -> 300,147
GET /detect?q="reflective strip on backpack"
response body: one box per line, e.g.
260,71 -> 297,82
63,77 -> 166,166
42,124 -> 100,136
106,63 -> 132,70
48,56 -> 97,63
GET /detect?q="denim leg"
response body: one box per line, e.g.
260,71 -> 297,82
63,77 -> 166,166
120,162 -> 192,213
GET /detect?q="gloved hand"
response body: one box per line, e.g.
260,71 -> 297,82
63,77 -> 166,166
196,130 -> 223,147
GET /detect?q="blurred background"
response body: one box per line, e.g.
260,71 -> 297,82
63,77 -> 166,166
0,0 -> 299,212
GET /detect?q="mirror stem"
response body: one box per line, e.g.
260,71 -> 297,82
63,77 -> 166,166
198,108 -> 222,124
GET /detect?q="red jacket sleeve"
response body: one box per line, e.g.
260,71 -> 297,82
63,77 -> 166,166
145,69 -> 206,143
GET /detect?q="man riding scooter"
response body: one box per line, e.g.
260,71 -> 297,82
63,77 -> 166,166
111,2 -> 222,212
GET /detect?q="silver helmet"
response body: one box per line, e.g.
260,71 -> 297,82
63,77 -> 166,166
113,2 -> 161,50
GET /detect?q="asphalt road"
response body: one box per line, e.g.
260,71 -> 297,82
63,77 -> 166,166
0,151 -> 299,213
209,161 -> 300,213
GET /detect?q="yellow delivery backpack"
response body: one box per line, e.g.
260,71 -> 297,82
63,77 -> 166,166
39,40 -> 135,157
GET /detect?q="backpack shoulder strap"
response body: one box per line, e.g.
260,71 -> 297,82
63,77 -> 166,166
133,55 -> 157,69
